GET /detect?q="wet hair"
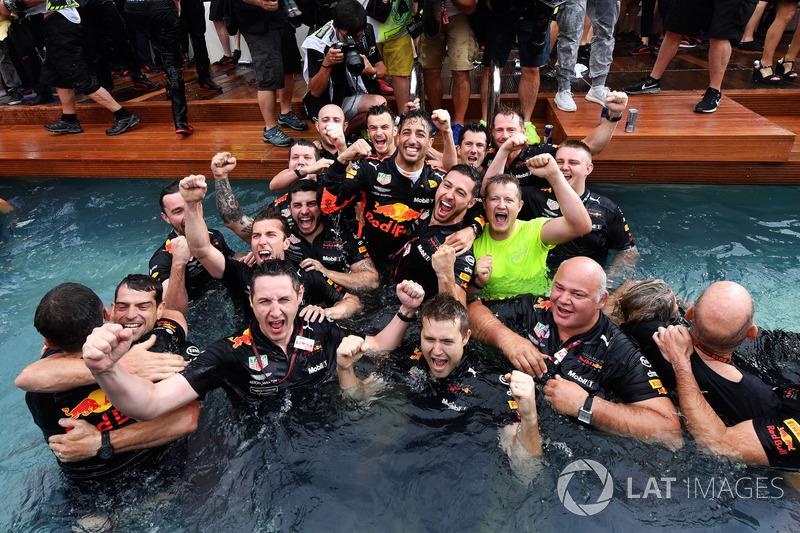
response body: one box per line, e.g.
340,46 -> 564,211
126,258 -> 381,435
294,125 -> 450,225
493,104 -> 525,131
290,139 -> 320,161
333,0 -> 367,35
398,109 -> 433,137
367,103 -> 396,124
159,178 -> 181,213
617,279 -> 676,326
483,173 -> 521,200
249,259 -> 302,297
115,274 -> 163,306
692,286 -> 755,353
34,283 -> 105,352
288,178 -> 322,205
557,139 -> 593,164
445,164 -> 481,199
457,121 -> 488,148
421,293 -> 469,337
253,207 -> 291,238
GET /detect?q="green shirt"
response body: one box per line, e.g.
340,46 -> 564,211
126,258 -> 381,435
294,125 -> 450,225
473,218 -> 554,299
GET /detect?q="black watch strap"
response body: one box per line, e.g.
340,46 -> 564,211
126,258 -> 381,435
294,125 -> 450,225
606,113 -> 623,122
97,431 -> 114,459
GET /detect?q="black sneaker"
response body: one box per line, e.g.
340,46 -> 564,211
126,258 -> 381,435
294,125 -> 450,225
232,49 -> 242,63
247,77 -> 257,86
106,113 -> 140,136
132,77 -> 160,91
623,75 -> 661,95
44,119 -> 82,134
199,79 -> 223,92
540,64 -> 556,80
278,111 -> 309,131
7,90 -> 24,105
263,125 -> 292,146
175,122 -> 194,135
213,56 -> 234,66
694,87 -> 721,113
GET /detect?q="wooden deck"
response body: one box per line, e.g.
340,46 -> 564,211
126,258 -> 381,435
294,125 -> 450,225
3,37 -> 800,184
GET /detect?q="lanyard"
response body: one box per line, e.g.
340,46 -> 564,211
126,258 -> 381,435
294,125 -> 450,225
535,324 -> 582,365
693,341 -> 734,365
250,322 -> 303,385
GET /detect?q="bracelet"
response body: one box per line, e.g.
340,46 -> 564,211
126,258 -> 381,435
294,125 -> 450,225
471,280 -> 485,290
321,64 -> 332,69
294,168 -> 304,179
606,113 -> 623,122
396,310 -> 416,323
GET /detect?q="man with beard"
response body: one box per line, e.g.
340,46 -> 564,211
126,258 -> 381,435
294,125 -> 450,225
390,164 -> 481,305
180,174 -> 362,322
81,261 -> 425,414
320,109 -> 468,270
150,179 -> 240,314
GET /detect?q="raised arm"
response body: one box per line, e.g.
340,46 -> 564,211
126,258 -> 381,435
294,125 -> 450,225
431,110 -> 457,171
481,133 -> 528,195
181,175 -> 227,279
431,245 -> 466,306
581,91 -> 627,154
48,400 -> 200,462
300,257 -> 380,291
162,235 -> 190,314
653,325 -> 768,462
269,158 -> 334,191
366,280 -> 425,351
211,152 -> 254,244
533,154 -> 592,245
83,324 -> 200,421
467,299 -> 548,377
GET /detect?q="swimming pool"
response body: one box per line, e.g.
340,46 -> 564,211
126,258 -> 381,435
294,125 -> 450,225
1,178 -> 799,531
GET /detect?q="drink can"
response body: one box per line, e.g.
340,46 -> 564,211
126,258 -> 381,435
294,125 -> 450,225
600,106 -> 609,125
625,109 -> 638,133
544,124 -> 553,144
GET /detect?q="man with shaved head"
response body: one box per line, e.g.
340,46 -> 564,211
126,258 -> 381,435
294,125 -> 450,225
647,281 -> 781,425
469,257 -> 682,446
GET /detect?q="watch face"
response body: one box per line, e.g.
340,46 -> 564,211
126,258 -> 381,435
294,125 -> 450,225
97,446 -> 114,460
578,409 -> 592,425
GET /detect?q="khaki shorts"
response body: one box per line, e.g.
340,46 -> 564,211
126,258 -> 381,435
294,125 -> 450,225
378,36 -> 414,77
418,12 -> 477,72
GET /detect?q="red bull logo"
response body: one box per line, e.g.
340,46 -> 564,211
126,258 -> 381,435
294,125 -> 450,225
165,239 -> 173,253
62,389 -> 113,419
229,328 -> 252,349
372,202 -> 422,223
533,298 -> 551,310
778,427 -> 796,451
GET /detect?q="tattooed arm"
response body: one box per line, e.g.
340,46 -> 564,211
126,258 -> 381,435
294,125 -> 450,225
210,152 -> 254,244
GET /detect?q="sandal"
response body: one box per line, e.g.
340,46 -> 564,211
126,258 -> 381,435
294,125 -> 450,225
752,60 -> 781,84
776,57 -> 798,80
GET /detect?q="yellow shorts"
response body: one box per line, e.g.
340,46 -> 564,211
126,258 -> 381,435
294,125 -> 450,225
418,12 -> 478,72
378,36 -> 414,77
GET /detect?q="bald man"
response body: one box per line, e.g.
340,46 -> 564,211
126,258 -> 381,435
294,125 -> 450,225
645,281 -> 781,425
469,257 -> 682,446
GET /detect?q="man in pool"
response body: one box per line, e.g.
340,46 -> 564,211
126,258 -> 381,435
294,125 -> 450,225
20,282 -> 199,481
180,174 -> 361,322
150,178 -> 241,314
654,325 -> 800,472
468,257 -> 683,447
473,158 -> 592,299
81,260 -> 425,413
520,140 -> 639,281
335,292 -> 543,462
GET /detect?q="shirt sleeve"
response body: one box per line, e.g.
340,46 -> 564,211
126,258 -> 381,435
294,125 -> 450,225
600,335 -> 669,404
180,343 -> 228,400
148,244 -> 172,283
606,204 -> 636,252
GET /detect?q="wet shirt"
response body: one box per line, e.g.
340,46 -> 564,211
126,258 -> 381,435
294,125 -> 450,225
624,320 -> 781,425
220,256 -> 346,319
285,220 -> 372,274
483,143 -> 557,186
24,319 -> 191,481
390,215 -> 475,298
181,317 -> 358,405
522,187 -> 635,272
753,393 -> 800,469
149,229 -> 236,300
485,295 -> 669,403
376,348 -> 518,425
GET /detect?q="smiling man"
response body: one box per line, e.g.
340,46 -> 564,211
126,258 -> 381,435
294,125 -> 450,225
82,261 -> 424,415
468,257 -> 683,447
180,175 -> 361,323
473,154 -> 592,299
320,109 -> 471,269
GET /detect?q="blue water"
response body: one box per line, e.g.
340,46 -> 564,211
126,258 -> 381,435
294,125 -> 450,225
1,179 -> 799,532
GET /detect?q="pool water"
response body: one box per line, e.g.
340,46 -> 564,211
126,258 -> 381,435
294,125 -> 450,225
1,179 -> 799,532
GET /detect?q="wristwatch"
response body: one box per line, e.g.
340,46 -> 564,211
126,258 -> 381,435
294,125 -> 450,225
97,431 -> 114,460
606,113 -> 623,122
577,394 -> 595,425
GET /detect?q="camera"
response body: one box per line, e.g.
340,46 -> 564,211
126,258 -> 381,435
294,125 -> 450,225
284,0 -> 304,28
405,13 -> 425,40
333,36 -> 365,76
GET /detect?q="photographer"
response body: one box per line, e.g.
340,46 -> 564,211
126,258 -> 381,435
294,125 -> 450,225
302,0 -> 387,135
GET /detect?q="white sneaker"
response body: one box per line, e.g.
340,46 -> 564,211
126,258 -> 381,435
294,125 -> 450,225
585,85 -> 609,106
555,90 -> 577,112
